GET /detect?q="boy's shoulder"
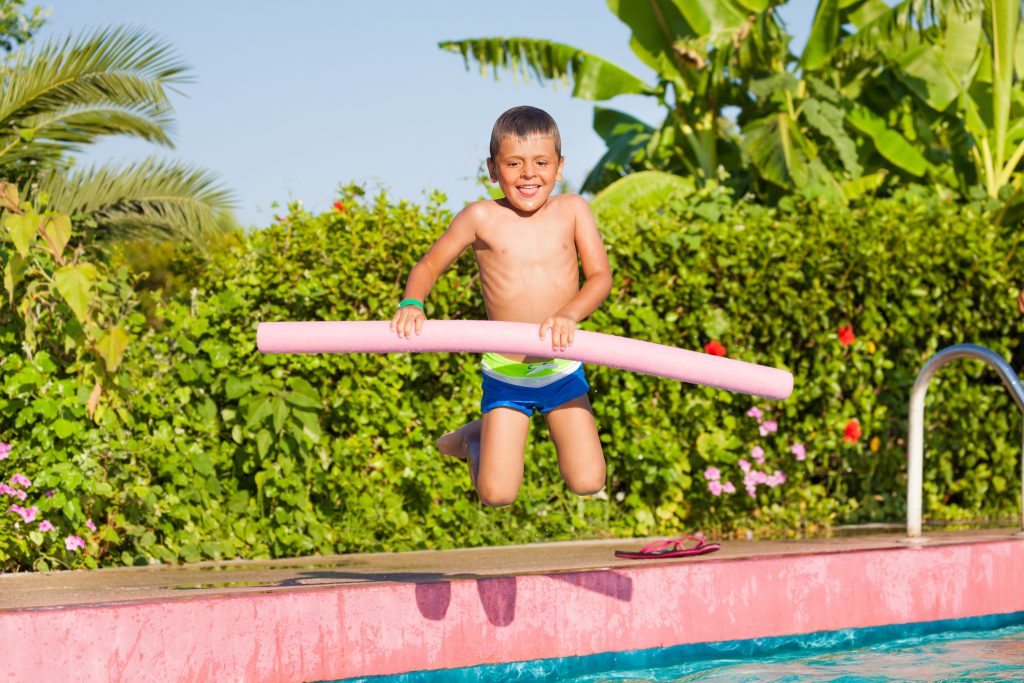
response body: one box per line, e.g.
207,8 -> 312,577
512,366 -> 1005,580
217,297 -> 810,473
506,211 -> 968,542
453,198 -> 504,225
548,193 -> 589,210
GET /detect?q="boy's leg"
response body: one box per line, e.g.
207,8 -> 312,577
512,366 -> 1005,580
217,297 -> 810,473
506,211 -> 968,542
544,395 -> 606,496
476,407 -> 530,507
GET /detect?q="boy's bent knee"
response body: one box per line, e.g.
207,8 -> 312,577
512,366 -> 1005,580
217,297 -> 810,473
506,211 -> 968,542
476,482 -> 518,507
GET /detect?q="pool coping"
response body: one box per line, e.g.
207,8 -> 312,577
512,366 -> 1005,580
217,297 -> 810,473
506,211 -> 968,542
2,529 -> 1023,681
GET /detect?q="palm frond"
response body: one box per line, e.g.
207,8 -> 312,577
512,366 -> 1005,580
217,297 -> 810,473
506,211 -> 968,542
34,157 -> 236,245
0,106 -> 174,169
439,37 -> 653,100
0,25 -> 189,126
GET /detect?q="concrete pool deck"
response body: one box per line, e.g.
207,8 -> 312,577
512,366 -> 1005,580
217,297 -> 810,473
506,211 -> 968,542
3,528 -> 1023,681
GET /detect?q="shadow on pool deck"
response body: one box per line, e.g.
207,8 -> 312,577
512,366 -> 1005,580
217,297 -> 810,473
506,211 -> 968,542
1,527 -> 1020,615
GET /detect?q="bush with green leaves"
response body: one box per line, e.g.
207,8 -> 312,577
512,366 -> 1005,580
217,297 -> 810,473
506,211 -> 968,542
2,185 -> 1022,570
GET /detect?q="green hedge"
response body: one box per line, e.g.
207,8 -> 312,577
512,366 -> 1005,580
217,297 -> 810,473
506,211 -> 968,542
1,186 -> 1022,570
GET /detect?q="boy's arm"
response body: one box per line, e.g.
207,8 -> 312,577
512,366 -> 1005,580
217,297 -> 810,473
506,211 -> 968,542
390,204 -> 479,338
540,195 -> 612,352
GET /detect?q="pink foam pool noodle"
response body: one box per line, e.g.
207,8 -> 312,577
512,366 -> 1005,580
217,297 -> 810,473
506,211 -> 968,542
256,320 -> 793,400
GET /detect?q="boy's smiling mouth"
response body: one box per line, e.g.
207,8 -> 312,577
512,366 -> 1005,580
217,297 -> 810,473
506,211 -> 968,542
517,184 -> 540,197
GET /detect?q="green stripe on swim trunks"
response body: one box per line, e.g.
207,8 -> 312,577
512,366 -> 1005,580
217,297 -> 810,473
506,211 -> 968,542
482,352 -> 577,378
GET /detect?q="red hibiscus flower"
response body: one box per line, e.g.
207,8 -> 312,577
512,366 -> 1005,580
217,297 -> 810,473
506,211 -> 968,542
838,325 -> 856,346
704,340 -> 727,357
843,419 -> 862,443
333,200 -> 345,213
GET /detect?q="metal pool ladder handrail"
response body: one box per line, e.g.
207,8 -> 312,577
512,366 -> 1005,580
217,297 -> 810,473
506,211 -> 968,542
907,344 -> 1024,539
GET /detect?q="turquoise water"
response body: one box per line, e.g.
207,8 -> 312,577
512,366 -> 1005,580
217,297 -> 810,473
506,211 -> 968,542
568,623 -> 1024,682
335,612 -> 1024,683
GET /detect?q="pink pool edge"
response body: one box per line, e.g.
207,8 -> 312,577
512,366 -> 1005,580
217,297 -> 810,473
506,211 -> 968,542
2,531 -> 1022,682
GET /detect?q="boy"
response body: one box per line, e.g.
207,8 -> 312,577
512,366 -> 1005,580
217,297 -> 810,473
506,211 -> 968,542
390,106 -> 612,507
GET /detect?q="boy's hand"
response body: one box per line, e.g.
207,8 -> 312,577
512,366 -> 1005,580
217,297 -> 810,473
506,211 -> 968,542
540,314 -> 577,353
390,305 -> 426,338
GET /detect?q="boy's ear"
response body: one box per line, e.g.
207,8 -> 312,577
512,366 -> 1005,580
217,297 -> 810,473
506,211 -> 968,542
485,158 -> 497,182
556,156 -> 565,181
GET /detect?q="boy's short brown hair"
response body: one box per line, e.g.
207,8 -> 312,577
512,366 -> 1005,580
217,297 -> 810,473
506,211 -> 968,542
489,106 -> 562,160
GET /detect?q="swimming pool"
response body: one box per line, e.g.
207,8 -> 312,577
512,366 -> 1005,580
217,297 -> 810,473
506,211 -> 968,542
333,612 -> 1024,682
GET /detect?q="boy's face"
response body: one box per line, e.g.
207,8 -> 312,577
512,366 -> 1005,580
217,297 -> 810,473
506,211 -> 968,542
486,134 -> 564,214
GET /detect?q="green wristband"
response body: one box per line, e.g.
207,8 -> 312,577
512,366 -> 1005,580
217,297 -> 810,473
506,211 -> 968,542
398,298 -> 424,311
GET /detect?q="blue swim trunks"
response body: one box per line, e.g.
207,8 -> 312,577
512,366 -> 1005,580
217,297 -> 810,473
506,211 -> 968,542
480,353 -> 590,416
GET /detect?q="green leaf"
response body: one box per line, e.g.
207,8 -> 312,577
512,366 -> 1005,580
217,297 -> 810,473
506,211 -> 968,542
52,418 -> 78,439
802,98 -> 862,177
225,376 -> 251,400
582,107 -> 655,193
245,398 -> 273,427
3,251 -> 25,303
4,210 -> 39,256
742,113 -> 812,188
95,326 -> 130,372
256,429 -> 273,459
40,214 -> 72,260
702,308 -> 730,339
847,107 -> 930,177
801,0 -> 841,71
607,0 -> 692,82
272,397 -> 289,434
53,263 -> 98,322
671,0 -> 746,37
591,170 -> 695,214
190,451 -> 214,476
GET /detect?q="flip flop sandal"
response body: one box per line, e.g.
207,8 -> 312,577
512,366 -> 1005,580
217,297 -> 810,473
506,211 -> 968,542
614,536 -> 721,560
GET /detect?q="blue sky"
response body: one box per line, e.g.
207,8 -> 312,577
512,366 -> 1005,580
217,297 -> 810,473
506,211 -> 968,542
39,1 -> 817,227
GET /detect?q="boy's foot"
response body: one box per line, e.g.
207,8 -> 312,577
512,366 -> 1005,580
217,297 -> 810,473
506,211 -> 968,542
436,419 -> 482,460
437,420 -> 482,487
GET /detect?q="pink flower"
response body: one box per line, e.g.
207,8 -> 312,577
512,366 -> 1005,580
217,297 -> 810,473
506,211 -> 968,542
791,443 -> 806,461
12,488 -> 26,501
746,406 -> 763,421
767,471 -> 787,488
739,459 -> 751,473
8,505 -> 38,523
703,466 -> 721,481
838,325 -> 856,346
750,446 -> 765,463
752,471 -> 769,485
38,520 -> 55,532
745,484 -> 757,497
85,519 -> 96,532
65,535 -> 86,552
0,482 -> 15,496
10,473 -> 31,488
708,480 -> 724,496
0,442 -> 10,460
759,420 -> 778,437
722,481 -> 736,494
704,340 -> 727,357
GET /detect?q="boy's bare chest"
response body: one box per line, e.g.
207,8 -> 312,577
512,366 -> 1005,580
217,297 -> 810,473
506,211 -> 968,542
475,220 -> 575,263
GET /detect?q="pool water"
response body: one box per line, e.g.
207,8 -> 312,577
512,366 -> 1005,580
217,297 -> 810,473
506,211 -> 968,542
568,623 -> 1024,682
338,613 -> 1024,683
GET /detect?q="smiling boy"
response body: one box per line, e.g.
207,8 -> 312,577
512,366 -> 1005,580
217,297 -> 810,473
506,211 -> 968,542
390,106 -> 612,506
